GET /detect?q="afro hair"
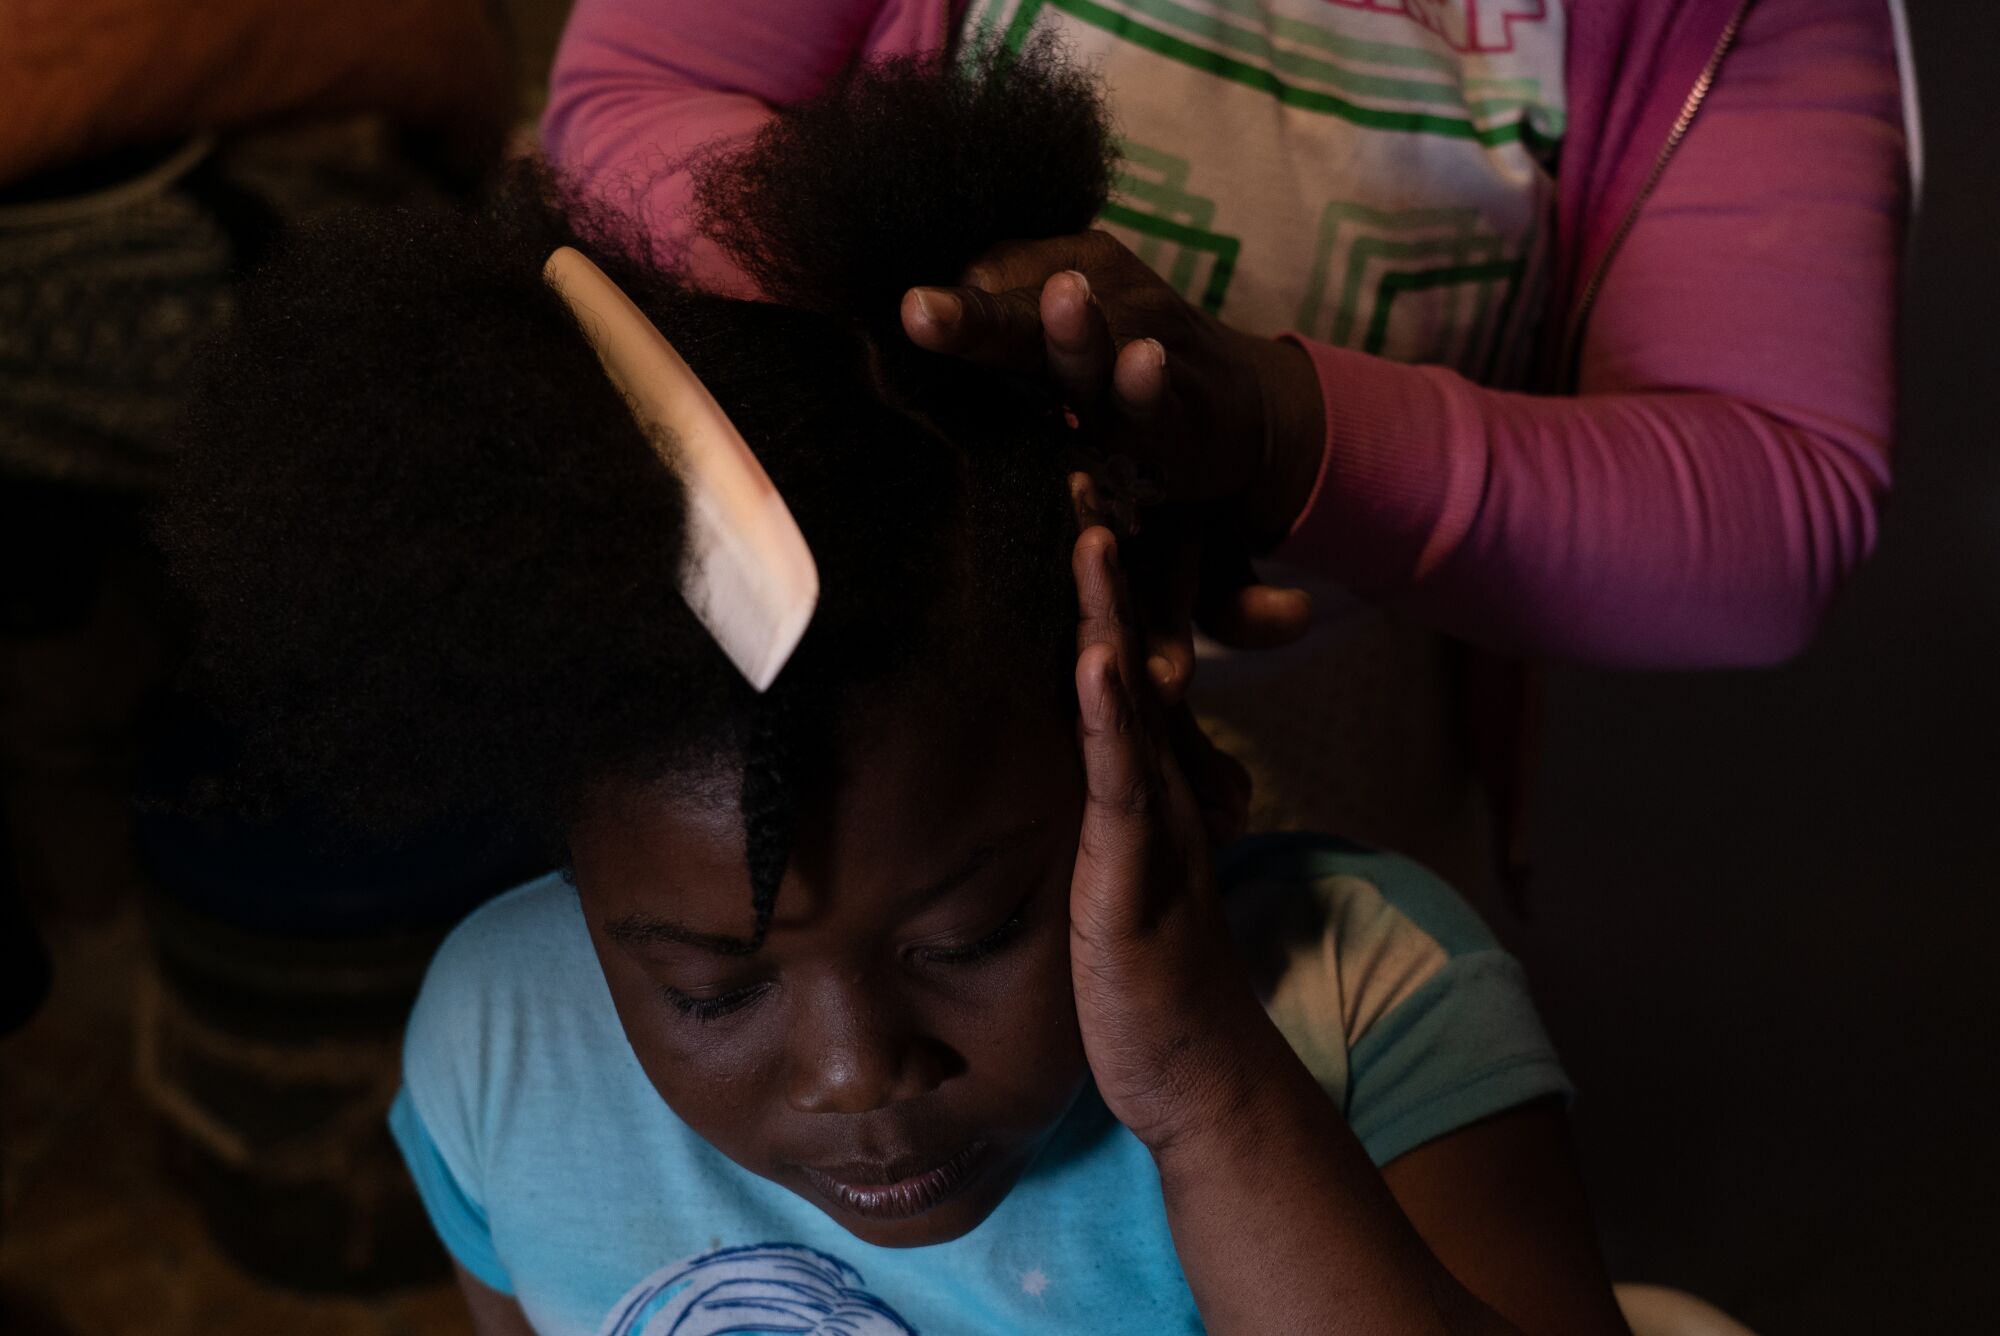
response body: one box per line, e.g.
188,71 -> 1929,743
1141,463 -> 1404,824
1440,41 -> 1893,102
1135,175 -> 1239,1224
159,41 -> 1116,924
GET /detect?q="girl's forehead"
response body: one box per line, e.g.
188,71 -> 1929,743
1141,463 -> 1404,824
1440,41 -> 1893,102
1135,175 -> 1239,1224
573,695 -> 1081,938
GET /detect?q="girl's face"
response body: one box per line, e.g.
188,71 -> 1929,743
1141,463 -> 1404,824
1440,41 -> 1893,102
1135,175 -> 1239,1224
570,689 -> 1090,1248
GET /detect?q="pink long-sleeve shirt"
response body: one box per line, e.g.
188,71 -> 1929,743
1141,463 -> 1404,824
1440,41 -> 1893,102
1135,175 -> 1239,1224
542,0 -> 1912,669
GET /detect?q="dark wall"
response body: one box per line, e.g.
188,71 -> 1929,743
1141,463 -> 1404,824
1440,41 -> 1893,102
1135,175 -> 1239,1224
1521,3 -> 2000,1329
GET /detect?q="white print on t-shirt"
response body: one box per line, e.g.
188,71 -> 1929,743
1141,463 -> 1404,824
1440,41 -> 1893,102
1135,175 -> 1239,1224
594,1243 -> 916,1336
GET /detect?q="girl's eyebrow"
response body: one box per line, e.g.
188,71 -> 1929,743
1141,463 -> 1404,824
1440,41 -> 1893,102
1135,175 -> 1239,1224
600,914 -> 759,956
598,823 -> 1045,955
895,822 -> 1045,916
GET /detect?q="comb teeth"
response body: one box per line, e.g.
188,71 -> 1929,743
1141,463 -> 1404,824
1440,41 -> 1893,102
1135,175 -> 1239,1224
543,247 -> 818,691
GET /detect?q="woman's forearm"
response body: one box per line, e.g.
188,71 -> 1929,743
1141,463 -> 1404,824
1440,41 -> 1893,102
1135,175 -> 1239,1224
1150,1015 -> 1515,1336
1271,0 -> 1904,669
1273,350 -> 1887,668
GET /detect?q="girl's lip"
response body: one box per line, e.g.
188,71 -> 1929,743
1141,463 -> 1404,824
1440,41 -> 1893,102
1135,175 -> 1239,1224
797,1142 -> 990,1221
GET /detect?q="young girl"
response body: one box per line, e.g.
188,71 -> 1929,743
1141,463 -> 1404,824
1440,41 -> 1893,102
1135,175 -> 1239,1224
162,48 -> 1629,1336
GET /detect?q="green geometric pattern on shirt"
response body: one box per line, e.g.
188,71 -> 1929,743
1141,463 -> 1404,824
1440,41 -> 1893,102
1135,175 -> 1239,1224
1105,140 -> 1239,312
967,0 -> 1562,145
1297,201 -> 1525,374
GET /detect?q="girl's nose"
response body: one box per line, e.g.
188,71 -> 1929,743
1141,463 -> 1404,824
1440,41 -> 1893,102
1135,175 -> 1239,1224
784,984 -> 951,1116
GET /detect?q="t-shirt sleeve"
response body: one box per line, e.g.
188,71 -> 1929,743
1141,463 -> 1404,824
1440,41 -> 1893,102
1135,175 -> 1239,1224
1222,834 -> 1570,1167
386,891 -> 543,1296
1342,949 -> 1569,1166
388,1085 -> 513,1294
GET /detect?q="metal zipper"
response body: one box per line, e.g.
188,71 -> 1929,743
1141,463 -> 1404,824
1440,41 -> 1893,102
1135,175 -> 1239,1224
1558,0 -> 1756,387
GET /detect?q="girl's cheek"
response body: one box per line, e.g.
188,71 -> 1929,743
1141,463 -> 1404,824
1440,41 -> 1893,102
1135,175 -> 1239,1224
657,1008 -> 785,1084
607,977 -> 780,1105
644,1026 -> 788,1153
997,927 -> 1089,1094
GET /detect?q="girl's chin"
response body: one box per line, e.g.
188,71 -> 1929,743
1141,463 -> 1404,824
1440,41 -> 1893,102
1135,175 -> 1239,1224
824,1190 -> 1004,1248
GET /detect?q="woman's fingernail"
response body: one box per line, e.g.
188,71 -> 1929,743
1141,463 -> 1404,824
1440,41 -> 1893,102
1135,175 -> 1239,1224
1063,269 -> 1091,300
1143,337 -> 1166,368
914,288 -> 961,325
1147,655 -> 1175,688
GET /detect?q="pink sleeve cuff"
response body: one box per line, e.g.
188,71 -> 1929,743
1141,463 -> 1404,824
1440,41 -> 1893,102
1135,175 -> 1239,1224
1274,335 -> 1483,598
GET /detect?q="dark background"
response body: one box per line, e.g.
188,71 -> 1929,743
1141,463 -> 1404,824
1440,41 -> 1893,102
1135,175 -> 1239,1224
1,2 -> 1993,1332
1519,1 -> 2000,1328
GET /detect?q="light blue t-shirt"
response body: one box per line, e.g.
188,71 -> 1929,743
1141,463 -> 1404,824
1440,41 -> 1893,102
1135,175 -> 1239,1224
389,834 -> 1567,1335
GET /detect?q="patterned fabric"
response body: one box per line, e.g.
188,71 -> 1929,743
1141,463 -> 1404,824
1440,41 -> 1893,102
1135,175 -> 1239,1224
960,0 -> 1565,377
953,2 -> 1568,877
389,834 -> 1567,1334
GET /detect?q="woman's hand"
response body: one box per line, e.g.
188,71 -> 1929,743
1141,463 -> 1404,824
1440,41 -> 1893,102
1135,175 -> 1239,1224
908,230 -> 1320,670
1066,511 -> 1272,1152
905,230 -> 1322,539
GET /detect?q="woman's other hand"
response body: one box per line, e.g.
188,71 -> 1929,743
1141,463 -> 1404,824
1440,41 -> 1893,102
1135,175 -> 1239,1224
904,230 -> 1320,538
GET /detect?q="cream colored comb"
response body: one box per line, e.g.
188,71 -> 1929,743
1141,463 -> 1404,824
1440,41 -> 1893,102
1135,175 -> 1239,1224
544,246 -> 818,691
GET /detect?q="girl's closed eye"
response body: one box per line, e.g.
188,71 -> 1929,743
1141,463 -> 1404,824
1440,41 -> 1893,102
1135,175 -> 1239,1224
661,888 -> 1041,1021
916,891 -> 1036,967
661,980 -> 772,1023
